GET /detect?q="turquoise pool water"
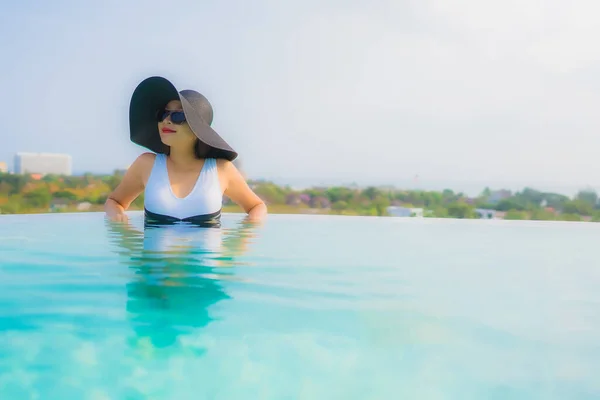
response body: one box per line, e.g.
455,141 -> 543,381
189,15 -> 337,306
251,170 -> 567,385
0,212 -> 599,399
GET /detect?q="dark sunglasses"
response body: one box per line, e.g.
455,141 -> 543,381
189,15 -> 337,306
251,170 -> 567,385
156,109 -> 186,124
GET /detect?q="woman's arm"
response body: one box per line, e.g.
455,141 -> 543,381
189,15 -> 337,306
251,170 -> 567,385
104,153 -> 154,222
220,160 -> 267,222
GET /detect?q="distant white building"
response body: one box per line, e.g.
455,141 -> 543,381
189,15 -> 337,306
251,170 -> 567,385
0,161 -> 7,173
77,202 -> 92,211
387,206 -> 424,218
14,152 -> 72,176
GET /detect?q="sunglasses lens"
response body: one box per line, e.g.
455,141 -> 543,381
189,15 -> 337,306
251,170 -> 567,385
156,110 -> 186,124
171,112 -> 186,124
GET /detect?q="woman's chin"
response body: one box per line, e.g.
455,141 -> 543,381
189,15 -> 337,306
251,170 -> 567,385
159,136 -> 176,146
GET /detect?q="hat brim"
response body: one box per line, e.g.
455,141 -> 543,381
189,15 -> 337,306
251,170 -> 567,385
129,76 -> 238,161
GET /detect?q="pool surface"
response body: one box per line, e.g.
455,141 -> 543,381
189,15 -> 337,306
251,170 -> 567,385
1,212 -> 599,399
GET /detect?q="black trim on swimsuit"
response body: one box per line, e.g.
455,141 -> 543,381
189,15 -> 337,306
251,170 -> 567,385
144,208 -> 222,228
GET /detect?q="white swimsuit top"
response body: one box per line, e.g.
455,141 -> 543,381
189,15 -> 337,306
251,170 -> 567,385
143,153 -> 223,227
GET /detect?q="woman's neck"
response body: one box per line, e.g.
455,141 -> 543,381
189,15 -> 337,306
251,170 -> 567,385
168,145 -> 197,167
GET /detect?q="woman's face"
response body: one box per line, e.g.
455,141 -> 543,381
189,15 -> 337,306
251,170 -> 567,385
157,100 -> 196,148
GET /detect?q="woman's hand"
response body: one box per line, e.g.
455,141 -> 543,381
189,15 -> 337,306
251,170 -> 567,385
103,153 -> 153,223
108,211 -> 129,223
104,198 -> 130,222
246,202 -> 267,223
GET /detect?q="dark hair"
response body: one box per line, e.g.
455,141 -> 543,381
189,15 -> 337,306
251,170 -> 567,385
194,139 -> 211,158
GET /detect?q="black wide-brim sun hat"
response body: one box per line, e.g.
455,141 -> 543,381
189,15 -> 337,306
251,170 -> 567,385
129,76 -> 238,161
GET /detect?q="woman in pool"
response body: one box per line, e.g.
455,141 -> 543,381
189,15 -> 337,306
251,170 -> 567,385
104,76 -> 267,226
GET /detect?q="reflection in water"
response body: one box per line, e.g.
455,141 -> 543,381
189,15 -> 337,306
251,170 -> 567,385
106,217 -> 258,353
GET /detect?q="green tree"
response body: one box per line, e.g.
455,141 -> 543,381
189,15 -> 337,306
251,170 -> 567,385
495,198 -> 526,211
326,187 -> 355,203
253,182 -> 288,204
504,210 -> 528,220
544,193 -> 570,209
23,188 -> 52,208
530,209 -> 556,221
331,201 -> 348,213
560,213 -> 582,222
442,189 -> 454,198
429,207 -> 448,218
53,190 -> 78,200
372,196 -> 390,216
0,182 -> 12,195
363,207 -> 378,216
104,174 -> 123,191
517,188 -> 544,206
0,174 -> 29,194
0,197 -> 22,214
422,191 -> 443,208
446,202 -> 475,219
41,174 -> 61,183
575,190 -> 598,208
362,187 -> 380,201
562,200 -> 593,216
93,195 -> 108,205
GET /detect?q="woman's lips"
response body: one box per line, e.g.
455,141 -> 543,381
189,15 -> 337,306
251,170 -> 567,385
161,127 -> 176,134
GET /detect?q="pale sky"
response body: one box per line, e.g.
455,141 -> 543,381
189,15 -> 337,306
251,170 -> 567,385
1,0 -> 599,195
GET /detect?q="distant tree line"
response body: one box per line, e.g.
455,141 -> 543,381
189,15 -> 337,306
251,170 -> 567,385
0,171 -> 143,214
1,172 -> 599,222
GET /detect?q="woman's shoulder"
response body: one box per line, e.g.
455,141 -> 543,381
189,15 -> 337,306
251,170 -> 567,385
133,152 -> 157,167
127,152 -> 157,178
215,158 -> 236,173
215,158 -> 247,185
